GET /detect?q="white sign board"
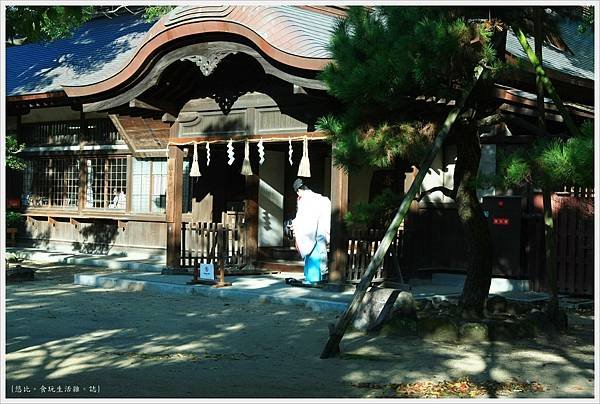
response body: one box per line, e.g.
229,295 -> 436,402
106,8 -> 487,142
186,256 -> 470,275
200,263 -> 215,280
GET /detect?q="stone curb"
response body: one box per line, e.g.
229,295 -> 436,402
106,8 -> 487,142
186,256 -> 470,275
7,249 -> 165,273
74,273 -> 349,314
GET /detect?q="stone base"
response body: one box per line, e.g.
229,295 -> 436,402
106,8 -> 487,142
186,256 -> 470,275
324,282 -> 346,293
161,267 -> 191,275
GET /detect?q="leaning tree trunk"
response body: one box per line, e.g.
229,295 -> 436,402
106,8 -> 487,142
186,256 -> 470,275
454,121 -> 493,319
515,28 -> 581,138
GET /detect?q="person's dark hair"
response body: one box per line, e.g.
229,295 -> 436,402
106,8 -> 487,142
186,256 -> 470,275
293,178 -> 309,192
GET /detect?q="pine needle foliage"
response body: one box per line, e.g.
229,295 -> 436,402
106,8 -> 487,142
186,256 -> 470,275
498,121 -> 594,190
318,7 -> 502,172
5,135 -> 27,171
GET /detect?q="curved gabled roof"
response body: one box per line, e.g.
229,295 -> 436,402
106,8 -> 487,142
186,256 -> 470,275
505,18 -> 594,82
6,13 -> 153,97
61,5 -> 339,98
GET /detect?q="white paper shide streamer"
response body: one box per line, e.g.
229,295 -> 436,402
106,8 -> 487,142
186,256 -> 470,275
297,137 -> 311,177
189,142 -> 201,177
257,139 -> 265,165
288,139 -> 293,166
205,142 -> 211,166
227,139 -> 235,165
241,140 -> 253,176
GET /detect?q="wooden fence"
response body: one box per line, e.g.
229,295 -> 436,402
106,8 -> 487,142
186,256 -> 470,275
345,227 -> 404,283
553,194 -> 594,295
527,194 -> 594,296
180,221 -> 246,268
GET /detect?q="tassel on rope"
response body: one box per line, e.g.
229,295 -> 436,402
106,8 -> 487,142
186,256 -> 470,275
205,142 -> 211,166
288,139 -> 293,166
241,140 -> 253,176
297,136 -> 311,177
189,142 -> 201,177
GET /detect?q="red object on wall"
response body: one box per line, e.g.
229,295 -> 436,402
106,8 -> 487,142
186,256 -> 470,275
492,217 -> 510,225
6,198 -> 20,209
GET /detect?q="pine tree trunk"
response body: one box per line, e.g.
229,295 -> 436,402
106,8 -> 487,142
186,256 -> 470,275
543,189 -> 559,320
320,65 -> 486,358
455,122 -> 493,319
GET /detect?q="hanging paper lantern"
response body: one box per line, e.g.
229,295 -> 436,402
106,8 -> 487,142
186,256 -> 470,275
227,139 -> 235,165
189,142 -> 201,177
205,142 -> 211,166
288,139 -> 293,166
297,136 -> 311,177
241,140 -> 253,176
257,139 -> 265,165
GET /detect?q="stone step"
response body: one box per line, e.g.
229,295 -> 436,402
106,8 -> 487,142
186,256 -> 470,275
253,260 -> 304,273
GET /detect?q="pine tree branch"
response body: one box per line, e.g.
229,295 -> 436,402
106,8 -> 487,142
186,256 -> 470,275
477,112 -> 567,138
416,186 -> 456,202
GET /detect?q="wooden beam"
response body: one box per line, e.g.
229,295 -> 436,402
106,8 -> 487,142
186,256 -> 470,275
166,144 -> 184,269
499,103 -> 564,122
328,158 -> 348,289
493,88 -> 594,119
118,219 -> 128,231
168,131 -> 327,144
70,218 -> 80,230
129,98 -> 161,111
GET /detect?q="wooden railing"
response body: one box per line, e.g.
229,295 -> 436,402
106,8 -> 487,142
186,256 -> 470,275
559,186 -> 594,199
345,227 -> 404,283
180,221 -> 246,268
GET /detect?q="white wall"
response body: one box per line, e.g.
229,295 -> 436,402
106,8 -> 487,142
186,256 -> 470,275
258,150 -> 284,247
348,166 -> 375,209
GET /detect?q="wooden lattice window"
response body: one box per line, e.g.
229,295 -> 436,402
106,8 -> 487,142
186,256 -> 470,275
22,118 -> 121,146
85,157 -> 127,209
22,158 -> 79,208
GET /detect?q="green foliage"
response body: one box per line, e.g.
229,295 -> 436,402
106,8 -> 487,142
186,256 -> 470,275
498,121 -> 594,190
6,6 -> 176,44
318,7 -> 502,172
143,6 -> 176,22
344,188 -> 403,229
6,6 -> 94,44
6,211 -> 23,228
5,136 -> 27,171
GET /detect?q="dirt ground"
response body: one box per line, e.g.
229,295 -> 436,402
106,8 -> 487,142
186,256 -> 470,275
4,261 -> 596,399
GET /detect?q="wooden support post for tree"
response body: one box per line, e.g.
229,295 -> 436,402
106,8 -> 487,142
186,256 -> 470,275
534,7 -> 546,130
515,28 -> 581,138
320,64 -> 485,359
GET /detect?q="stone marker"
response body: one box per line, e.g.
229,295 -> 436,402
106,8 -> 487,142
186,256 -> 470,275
352,287 -> 403,332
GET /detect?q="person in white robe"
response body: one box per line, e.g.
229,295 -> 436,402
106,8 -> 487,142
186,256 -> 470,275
291,178 -> 331,284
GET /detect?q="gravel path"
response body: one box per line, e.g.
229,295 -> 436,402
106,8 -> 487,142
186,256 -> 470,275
5,261 -> 595,399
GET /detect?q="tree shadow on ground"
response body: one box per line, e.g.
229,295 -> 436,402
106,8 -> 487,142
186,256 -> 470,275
5,262 -> 595,399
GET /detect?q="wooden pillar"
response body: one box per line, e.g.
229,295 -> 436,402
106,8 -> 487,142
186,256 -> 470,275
328,156 -> 348,290
244,174 -> 259,268
166,144 -> 183,271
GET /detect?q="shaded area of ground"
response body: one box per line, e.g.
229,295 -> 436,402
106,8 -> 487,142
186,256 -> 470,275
5,261 -> 595,398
